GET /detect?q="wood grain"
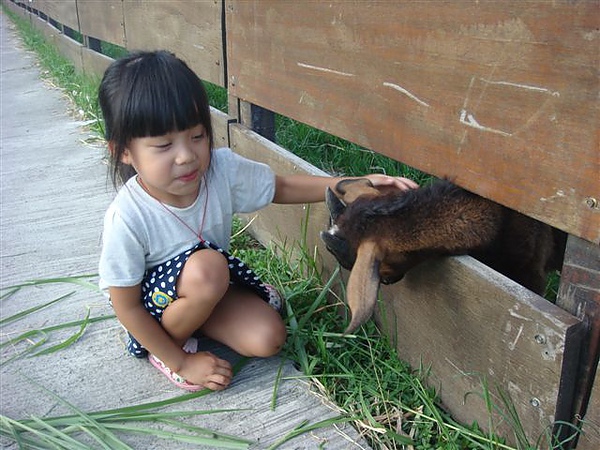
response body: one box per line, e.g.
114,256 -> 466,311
77,0 -> 125,47
227,0 -> 600,243
123,0 -> 225,86
577,366 -> 600,450
376,255 -> 584,445
34,1 -> 79,31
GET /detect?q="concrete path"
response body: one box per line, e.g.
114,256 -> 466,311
0,12 -> 367,449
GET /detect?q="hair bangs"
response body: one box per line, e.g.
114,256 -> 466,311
124,75 -> 204,140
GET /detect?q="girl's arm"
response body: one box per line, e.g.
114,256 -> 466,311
272,173 -> 418,204
110,285 -> 188,370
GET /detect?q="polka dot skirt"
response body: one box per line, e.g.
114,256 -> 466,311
125,240 -> 279,358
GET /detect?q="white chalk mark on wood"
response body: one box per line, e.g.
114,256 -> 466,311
459,109 -> 512,136
540,190 -> 566,203
509,307 -> 533,321
444,358 -> 469,376
383,82 -> 431,108
508,324 -> 524,351
297,62 -> 355,77
479,78 -> 560,97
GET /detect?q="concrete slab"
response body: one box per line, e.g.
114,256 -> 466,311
0,12 -> 368,449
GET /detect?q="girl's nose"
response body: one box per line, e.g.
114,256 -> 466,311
175,143 -> 196,164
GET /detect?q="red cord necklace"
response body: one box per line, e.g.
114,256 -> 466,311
137,175 -> 209,243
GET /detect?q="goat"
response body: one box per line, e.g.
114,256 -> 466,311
320,178 -> 566,333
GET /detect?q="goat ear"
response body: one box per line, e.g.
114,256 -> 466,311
344,240 -> 382,334
325,187 -> 346,221
335,178 -> 379,204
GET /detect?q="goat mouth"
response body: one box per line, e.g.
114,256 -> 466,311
381,274 -> 404,285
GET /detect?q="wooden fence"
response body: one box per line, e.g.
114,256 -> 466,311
5,0 -> 599,447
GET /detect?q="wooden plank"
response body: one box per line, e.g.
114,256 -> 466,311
557,235 -> 600,446
226,0 -> 600,244
123,0 -> 225,86
27,12 -> 83,72
210,106 -> 231,149
34,0 -> 79,31
80,46 -> 112,78
577,365 -> 600,450
78,0 -> 125,47
374,255 -> 584,445
54,32 -> 84,73
5,0 -> 31,23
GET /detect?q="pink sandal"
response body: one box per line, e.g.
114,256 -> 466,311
148,338 -> 203,391
264,283 -> 284,313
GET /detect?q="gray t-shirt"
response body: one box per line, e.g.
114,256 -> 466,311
99,147 -> 275,291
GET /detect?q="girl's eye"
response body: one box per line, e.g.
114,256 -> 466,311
154,142 -> 172,150
192,133 -> 205,141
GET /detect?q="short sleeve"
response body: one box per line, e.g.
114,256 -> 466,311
213,148 -> 276,213
99,205 -> 147,288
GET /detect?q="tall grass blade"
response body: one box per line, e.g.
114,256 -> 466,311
103,422 -> 251,448
2,274 -> 100,292
266,416 -> 353,450
0,287 -> 19,301
0,292 -> 74,326
31,308 -> 91,356
1,330 -> 49,366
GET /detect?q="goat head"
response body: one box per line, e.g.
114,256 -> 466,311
321,178 -> 419,333
321,177 -> 566,334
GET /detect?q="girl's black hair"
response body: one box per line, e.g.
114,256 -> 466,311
98,50 -> 214,187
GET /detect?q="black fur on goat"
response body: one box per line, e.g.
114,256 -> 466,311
320,178 -> 566,333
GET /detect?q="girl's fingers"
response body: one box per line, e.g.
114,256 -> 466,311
365,174 -> 419,190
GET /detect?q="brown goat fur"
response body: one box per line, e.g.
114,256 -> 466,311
320,178 -> 566,333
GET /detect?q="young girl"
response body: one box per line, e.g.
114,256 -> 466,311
98,50 -> 417,392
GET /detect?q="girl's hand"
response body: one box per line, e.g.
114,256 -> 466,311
363,174 -> 419,191
179,351 -> 233,391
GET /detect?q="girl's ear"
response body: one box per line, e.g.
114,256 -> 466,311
120,149 -> 133,165
108,141 -> 133,165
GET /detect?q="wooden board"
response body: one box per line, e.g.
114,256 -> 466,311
577,365 -> 600,450
80,46 -> 112,78
211,106 -> 230,150
54,32 -> 84,73
77,0 -> 125,47
557,235 -> 600,445
28,12 -> 84,73
5,0 -> 30,23
375,255 -> 584,445
122,0 -> 225,87
33,0 -> 79,31
226,0 -> 600,244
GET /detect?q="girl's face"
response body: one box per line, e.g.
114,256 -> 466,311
120,124 -> 211,207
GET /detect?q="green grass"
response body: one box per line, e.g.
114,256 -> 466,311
1,5 -> 570,449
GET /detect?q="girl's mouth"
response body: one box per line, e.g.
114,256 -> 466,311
178,170 -> 199,182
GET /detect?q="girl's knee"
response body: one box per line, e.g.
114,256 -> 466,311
177,249 -> 230,300
245,317 -> 287,358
